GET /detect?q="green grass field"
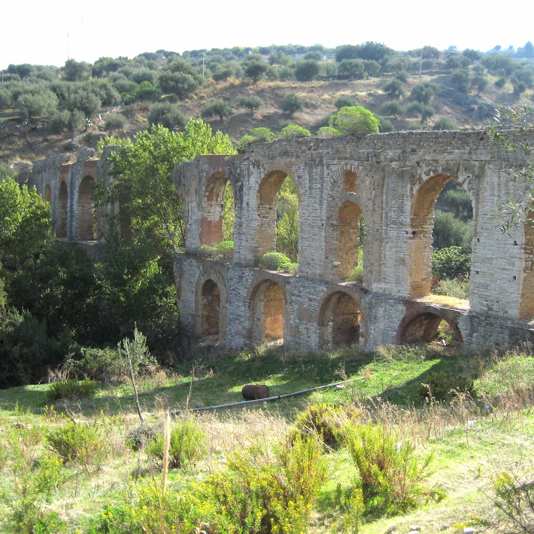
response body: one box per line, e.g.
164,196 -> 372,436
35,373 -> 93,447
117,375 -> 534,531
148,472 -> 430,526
0,346 -> 533,533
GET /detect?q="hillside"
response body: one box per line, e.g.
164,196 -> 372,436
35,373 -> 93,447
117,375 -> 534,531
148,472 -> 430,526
1,42 -> 534,168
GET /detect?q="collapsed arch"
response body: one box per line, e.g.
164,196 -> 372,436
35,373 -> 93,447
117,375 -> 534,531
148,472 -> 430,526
319,291 -> 362,349
519,208 -> 534,320
57,180 -> 68,238
399,312 -> 463,347
409,175 -> 473,299
200,172 -> 235,247
77,176 -> 97,241
249,279 -> 286,345
200,279 -> 222,341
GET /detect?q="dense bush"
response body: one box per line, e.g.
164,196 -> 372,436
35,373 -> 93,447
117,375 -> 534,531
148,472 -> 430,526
279,123 -> 311,139
419,368 -> 475,401
281,93 -> 303,115
47,379 -> 98,401
47,421 -> 108,467
259,251 -> 295,273
202,99 -> 233,121
317,126 -> 341,138
104,112 -> 127,131
148,102 -> 186,130
335,96 -> 357,109
329,106 -> 380,135
492,471 -> 534,533
432,246 -> 471,280
295,60 -> 320,81
238,95 -> 262,114
433,117 -> 457,130
344,423 -> 432,516
147,418 -> 207,469
433,211 -> 472,249
291,403 -> 360,450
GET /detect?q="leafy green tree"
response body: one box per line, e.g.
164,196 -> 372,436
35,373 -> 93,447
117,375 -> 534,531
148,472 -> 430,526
237,95 -> 262,114
148,103 -> 186,130
63,59 -> 91,81
276,176 -> 299,261
329,106 -> 380,135
158,71 -> 199,99
279,124 -> 311,139
295,60 -> 320,81
410,83 -> 435,104
16,89 -> 58,123
432,246 -> 471,280
0,87 -> 12,109
238,127 -> 276,149
99,119 -> 235,253
337,59 -> 366,80
104,113 -> 127,131
383,79 -> 404,99
0,178 -> 51,272
244,59 -> 269,83
451,68 -> 470,94
202,99 -> 233,122
281,94 -> 303,115
381,101 -> 404,117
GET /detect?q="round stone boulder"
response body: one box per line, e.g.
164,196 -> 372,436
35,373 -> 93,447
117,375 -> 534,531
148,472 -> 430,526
241,384 -> 270,401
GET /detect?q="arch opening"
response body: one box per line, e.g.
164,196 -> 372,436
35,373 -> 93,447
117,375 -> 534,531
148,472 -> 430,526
57,181 -> 68,239
77,176 -> 97,241
337,201 -> 365,281
256,172 -> 299,269
44,184 -> 52,204
319,291 -> 362,349
250,280 -> 286,345
410,176 -> 473,304
519,208 -> 534,321
200,279 -> 221,342
200,173 -> 235,252
400,312 -> 463,348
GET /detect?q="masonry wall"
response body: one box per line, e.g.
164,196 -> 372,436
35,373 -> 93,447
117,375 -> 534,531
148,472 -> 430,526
174,130 -> 534,352
31,130 -> 534,352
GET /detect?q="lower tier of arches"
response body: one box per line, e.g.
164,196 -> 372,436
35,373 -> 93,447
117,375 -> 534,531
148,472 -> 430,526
176,255 -> 534,352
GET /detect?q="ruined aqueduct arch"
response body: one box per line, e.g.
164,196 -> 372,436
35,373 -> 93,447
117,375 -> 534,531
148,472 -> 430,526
32,131 -> 534,351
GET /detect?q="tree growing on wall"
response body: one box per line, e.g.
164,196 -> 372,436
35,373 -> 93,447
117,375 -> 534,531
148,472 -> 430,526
329,106 -> 380,136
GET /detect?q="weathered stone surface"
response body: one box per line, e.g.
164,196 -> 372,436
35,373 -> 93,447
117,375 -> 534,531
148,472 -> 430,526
31,130 -> 534,352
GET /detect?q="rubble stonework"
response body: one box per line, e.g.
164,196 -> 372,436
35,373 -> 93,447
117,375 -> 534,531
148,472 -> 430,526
32,130 -> 534,351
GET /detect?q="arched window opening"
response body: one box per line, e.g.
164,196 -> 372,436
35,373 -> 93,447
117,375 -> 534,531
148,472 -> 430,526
344,170 -> 357,193
400,312 -> 463,348
410,177 -> 473,304
44,184 -> 52,204
250,280 -> 286,345
257,172 -> 299,272
78,176 -> 97,241
200,174 -> 235,254
320,291 -> 362,349
519,208 -> 534,321
57,181 -> 68,239
337,201 -> 365,281
200,279 -> 221,342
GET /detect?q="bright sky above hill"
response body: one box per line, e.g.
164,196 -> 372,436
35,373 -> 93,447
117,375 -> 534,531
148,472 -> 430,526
1,0 -> 533,68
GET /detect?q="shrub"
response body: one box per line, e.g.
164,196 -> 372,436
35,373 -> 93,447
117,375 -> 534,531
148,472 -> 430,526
47,379 -> 98,402
433,211 -> 472,249
65,346 -> 125,383
493,471 -> 534,533
433,117 -> 457,130
281,93 -> 303,115
379,117 -> 394,132
279,123 -> 311,139
208,436 -> 326,533
104,112 -> 127,131
202,99 -> 232,121
238,126 -> 276,148
335,96 -> 357,109
259,251 -> 295,273
383,79 -> 404,99
148,102 -> 186,130
329,106 -> 380,135
295,60 -> 320,81
344,423 -> 432,516
419,369 -> 475,401
433,277 -> 469,299
432,245 -> 471,280
147,418 -> 207,469
126,424 -> 157,451
291,403 -> 360,450
47,422 -> 108,467
337,59 -> 366,80
238,95 -> 262,114
317,126 -> 341,138
380,101 -> 404,116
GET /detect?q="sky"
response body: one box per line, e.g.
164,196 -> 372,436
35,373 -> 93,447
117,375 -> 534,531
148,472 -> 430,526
1,0 -> 533,68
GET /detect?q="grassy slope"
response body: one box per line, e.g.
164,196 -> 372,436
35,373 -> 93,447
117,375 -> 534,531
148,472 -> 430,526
0,348 -> 533,532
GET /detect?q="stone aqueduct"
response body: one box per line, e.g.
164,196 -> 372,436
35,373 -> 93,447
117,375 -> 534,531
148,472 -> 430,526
31,130 -> 534,351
